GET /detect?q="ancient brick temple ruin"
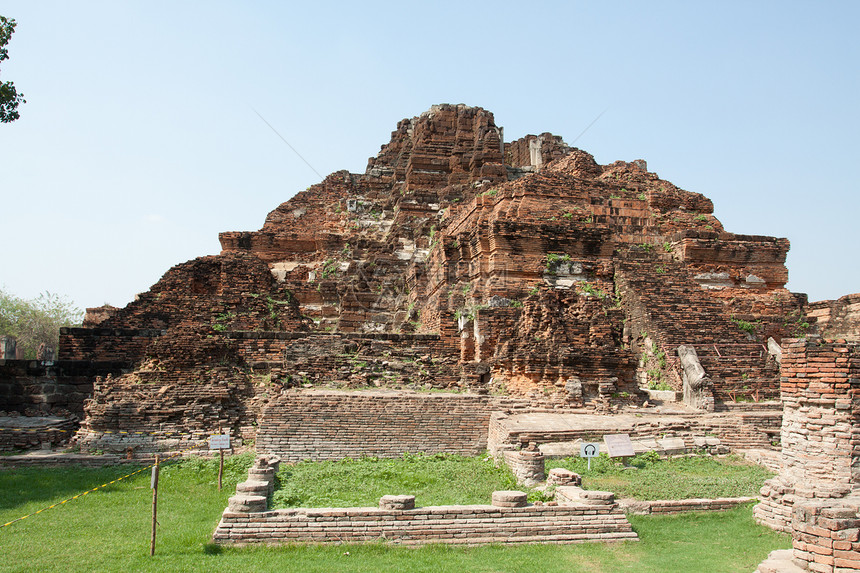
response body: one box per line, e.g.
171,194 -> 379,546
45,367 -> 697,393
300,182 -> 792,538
29,103 -> 853,453
2,103 -> 858,560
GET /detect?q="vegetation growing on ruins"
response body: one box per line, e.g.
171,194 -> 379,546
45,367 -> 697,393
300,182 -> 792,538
0,457 -> 789,572
783,311 -> 811,338
578,283 -> 608,300
732,316 -> 759,336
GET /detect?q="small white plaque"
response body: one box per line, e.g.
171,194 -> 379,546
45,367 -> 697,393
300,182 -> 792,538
580,442 -> 601,458
209,434 -> 231,450
603,433 -> 635,458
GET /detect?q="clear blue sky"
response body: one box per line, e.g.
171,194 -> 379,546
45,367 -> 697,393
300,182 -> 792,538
1,1 -> 857,310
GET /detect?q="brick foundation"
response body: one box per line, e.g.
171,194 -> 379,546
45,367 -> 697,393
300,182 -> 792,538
791,498 -> 860,572
214,453 -> 638,546
488,409 -> 781,457
213,503 -> 638,546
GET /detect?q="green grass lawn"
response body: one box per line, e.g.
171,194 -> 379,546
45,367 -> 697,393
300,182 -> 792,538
272,452 -> 518,508
0,454 -> 790,572
272,451 -> 775,508
547,452 -> 775,500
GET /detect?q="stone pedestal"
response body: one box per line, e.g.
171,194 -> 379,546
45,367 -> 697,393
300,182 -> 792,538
379,495 -> 415,510
227,494 -> 267,513
492,490 -> 527,507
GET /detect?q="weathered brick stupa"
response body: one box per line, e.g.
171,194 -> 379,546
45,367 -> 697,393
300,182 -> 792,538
61,104 -> 827,450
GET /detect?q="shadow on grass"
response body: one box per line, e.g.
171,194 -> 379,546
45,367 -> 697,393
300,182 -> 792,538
0,463 -> 149,512
202,543 -> 223,555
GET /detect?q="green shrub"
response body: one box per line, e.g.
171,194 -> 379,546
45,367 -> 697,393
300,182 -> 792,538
733,317 -> 758,335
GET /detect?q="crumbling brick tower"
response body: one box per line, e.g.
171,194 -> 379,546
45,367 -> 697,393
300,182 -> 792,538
754,337 -> 860,572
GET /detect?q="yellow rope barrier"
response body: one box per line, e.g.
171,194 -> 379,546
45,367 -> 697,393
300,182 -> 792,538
0,439 -> 211,529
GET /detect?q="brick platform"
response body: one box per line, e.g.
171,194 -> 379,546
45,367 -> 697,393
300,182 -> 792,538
213,503 -> 638,546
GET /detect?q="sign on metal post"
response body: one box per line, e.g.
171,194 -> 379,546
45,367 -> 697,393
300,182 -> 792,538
580,442 -> 601,470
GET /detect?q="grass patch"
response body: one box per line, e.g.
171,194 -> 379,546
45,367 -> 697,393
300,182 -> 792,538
0,457 -> 790,573
272,452 -> 517,508
0,454 -> 252,572
547,453 -> 775,500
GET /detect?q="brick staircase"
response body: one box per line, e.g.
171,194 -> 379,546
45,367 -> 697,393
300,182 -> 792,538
617,257 -> 780,402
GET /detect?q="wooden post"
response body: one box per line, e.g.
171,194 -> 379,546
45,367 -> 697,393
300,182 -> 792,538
150,455 -> 159,556
217,427 -> 224,491
218,448 -> 224,491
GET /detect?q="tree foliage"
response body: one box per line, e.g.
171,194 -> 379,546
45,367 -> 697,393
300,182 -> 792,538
0,288 -> 83,359
0,15 -> 25,123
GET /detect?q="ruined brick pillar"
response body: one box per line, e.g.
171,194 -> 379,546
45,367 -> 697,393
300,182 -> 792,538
503,444 -> 546,487
754,337 -> 860,534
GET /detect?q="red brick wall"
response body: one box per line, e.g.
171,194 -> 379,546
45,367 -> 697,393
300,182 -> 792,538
257,390 -> 525,462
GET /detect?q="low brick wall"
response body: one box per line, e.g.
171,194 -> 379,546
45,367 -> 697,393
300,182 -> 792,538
257,390 -> 522,462
0,417 -> 78,452
488,409 -> 780,457
618,497 -> 757,515
213,503 -> 638,546
0,452 -> 139,467
76,377 -> 260,454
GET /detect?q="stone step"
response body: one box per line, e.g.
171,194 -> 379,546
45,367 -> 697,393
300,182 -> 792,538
755,549 -> 806,573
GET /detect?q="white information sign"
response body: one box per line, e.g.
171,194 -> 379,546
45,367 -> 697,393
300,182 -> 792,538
580,442 -> 601,458
603,433 -> 635,458
209,434 -> 231,450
